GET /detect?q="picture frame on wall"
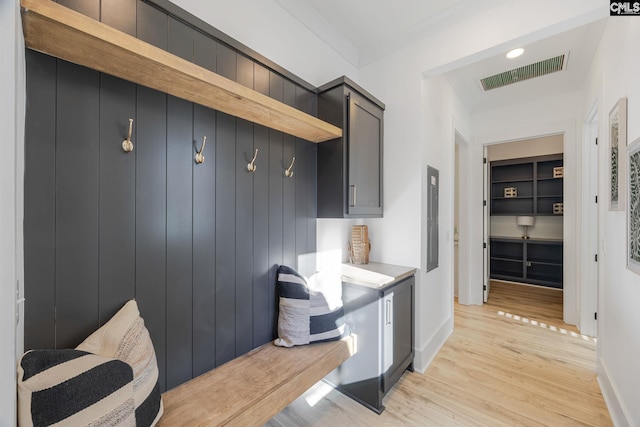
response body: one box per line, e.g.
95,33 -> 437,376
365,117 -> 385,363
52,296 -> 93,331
627,136 -> 640,274
610,97 -> 628,211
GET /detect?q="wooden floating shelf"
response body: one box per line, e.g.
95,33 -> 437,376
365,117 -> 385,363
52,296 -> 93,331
20,0 -> 342,143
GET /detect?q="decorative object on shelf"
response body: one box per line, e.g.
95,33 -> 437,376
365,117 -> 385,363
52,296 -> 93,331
553,167 -> 564,178
284,157 -> 295,178
348,225 -> 370,264
247,148 -> 258,172
627,136 -> 640,274
516,216 -> 535,239
122,118 -> 134,153
504,187 -> 518,198
195,136 -> 207,164
610,97 -> 627,211
553,203 -> 564,215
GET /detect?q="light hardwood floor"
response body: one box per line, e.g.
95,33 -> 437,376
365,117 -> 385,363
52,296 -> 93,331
265,281 -> 612,426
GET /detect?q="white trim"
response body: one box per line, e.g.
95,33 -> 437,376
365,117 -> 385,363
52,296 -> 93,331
455,131 -> 472,305
598,358 -> 632,427
579,99 -> 599,337
0,0 -> 23,425
412,314 -> 453,373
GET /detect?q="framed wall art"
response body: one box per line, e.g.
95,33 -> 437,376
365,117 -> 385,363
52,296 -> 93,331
627,136 -> 640,274
610,97 -> 628,210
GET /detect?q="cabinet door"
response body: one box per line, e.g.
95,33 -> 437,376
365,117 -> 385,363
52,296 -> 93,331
347,91 -> 383,216
382,277 -> 414,393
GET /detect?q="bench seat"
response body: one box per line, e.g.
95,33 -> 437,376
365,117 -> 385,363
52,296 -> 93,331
157,336 -> 355,426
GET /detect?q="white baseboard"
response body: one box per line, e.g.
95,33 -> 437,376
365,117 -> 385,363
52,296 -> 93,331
598,357 -> 632,426
413,315 -> 454,373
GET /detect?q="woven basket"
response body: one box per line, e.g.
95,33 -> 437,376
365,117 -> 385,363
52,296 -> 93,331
348,225 -> 370,264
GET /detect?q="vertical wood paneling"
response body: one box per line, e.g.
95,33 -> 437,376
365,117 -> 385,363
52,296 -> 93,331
283,80 -> 297,268
137,0 -> 167,50
24,51 -> 57,350
133,2 -> 169,391
24,1 -> 321,393
168,17 -> 194,62
101,0 -> 136,36
166,95 -> 193,389
294,87 -> 310,265
214,43 -> 237,365
215,112 -> 236,365
235,55 -> 255,355
252,63 -> 271,347
55,60 -> 100,348
297,88 -> 318,254
98,75 -> 137,324
306,141 -> 318,252
192,27 -> 218,377
135,85 -> 168,391
193,31 -> 217,72
165,16 -> 195,389
268,71 -> 284,338
57,0 -> 99,20
192,103 -> 217,376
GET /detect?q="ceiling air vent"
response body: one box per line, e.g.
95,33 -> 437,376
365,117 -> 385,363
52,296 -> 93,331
480,54 -> 566,91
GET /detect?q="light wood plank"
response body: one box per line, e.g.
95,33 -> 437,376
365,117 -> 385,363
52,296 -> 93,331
267,281 -> 611,426
20,0 -> 342,143
158,336 -> 355,427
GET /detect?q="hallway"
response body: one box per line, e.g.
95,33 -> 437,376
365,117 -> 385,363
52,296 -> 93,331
266,281 -> 612,426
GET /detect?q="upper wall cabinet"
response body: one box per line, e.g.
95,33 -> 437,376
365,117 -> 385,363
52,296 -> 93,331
490,154 -> 564,216
317,77 -> 384,218
20,0 -> 341,143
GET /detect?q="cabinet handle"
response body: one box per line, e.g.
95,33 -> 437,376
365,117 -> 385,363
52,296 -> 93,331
349,184 -> 357,207
386,299 -> 391,325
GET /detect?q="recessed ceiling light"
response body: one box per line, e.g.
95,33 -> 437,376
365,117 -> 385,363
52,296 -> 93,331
506,48 -> 524,59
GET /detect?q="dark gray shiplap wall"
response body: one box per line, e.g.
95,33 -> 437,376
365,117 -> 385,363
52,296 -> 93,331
24,0 -> 317,392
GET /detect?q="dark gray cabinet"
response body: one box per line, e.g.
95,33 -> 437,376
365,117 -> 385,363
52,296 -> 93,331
326,275 -> 415,413
317,77 -> 384,218
490,237 -> 563,288
491,154 -> 563,216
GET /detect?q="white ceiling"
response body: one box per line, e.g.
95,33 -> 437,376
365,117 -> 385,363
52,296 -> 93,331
275,0 -> 607,110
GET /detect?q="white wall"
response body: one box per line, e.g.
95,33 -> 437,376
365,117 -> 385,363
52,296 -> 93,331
582,17 -> 640,426
1,0 -> 23,425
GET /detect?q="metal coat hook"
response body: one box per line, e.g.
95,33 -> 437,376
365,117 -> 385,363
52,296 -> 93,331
247,149 -> 259,172
285,157 -> 295,178
195,136 -> 207,164
122,118 -> 134,153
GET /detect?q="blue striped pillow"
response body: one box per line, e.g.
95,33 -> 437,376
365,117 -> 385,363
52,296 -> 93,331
274,265 -> 349,347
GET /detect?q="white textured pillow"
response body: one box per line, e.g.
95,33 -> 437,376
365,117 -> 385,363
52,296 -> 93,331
77,300 -> 163,426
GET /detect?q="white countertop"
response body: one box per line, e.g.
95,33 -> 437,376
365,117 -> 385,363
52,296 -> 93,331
341,262 -> 417,289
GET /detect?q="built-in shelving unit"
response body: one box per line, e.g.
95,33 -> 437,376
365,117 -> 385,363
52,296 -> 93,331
490,154 -> 563,216
490,237 -> 563,288
20,0 -> 342,143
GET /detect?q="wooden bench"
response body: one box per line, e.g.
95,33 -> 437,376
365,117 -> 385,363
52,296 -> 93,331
157,336 -> 356,426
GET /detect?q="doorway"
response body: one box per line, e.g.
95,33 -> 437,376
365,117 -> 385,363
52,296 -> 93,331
484,135 -> 565,311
